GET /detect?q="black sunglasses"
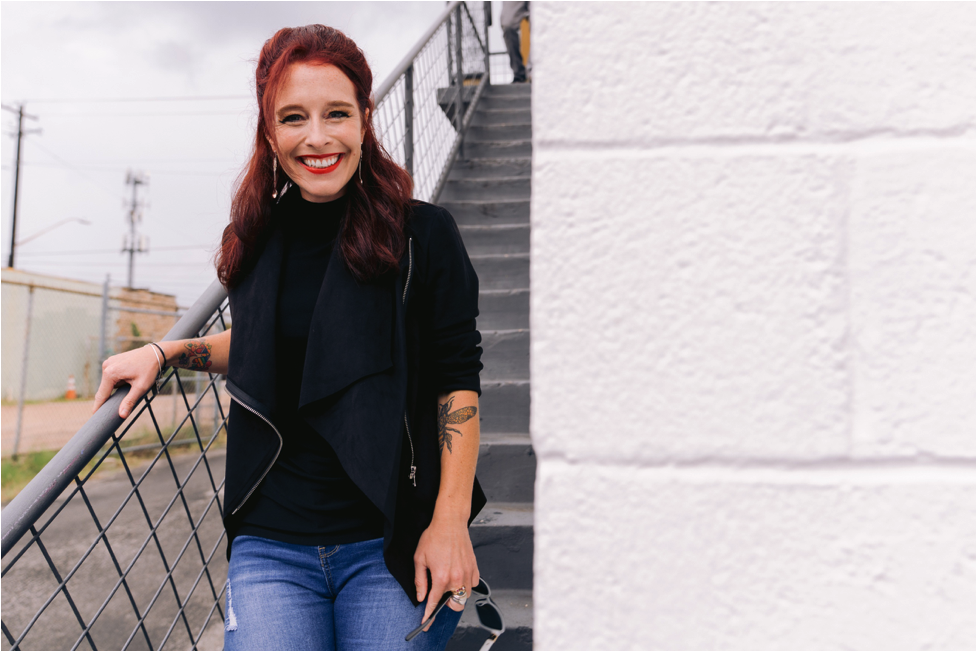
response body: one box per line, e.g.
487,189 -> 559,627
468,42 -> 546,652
404,578 -> 505,648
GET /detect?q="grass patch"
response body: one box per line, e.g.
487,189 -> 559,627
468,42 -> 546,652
80,425 -> 228,480
2,450 -> 58,504
2,426 -> 227,505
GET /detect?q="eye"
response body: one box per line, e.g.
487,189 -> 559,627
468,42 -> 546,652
279,113 -> 304,124
328,110 -> 352,119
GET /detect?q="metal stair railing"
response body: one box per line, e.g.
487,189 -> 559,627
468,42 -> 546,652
0,3 -> 492,650
373,0 -> 491,202
1,281 -> 230,651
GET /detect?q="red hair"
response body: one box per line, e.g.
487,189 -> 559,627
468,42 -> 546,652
217,25 -> 413,287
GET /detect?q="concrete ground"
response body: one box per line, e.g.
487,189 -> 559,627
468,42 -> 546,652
2,391 -> 229,457
2,447 -> 229,651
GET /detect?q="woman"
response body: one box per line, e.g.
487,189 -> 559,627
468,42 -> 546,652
93,24 -> 486,651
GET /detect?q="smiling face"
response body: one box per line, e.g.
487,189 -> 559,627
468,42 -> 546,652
271,62 -> 366,203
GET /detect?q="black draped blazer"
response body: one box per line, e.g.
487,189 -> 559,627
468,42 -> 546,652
222,193 -> 487,604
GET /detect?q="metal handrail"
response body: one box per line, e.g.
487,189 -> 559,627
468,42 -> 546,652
1,280 -> 227,557
2,284 -> 231,650
429,2 -> 491,201
374,1 -> 463,104
461,2 -> 487,54
373,1 -> 490,201
431,74 -> 489,202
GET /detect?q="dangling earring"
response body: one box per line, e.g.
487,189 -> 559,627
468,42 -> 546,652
271,156 -> 279,199
358,142 -> 363,183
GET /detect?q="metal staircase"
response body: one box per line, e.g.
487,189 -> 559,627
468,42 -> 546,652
442,82 -> 533,651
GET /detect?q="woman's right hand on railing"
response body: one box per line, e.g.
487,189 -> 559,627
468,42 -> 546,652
93,331 -> 231,419
93,345 -> 162,419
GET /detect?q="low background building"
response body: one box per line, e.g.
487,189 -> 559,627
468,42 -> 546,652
2,268 -> 180,402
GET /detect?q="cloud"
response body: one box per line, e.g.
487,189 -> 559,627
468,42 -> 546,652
150,41 -> 199,78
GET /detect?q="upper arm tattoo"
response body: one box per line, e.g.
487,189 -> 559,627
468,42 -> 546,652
437,395 -> 477,454
177,340 -> 213,371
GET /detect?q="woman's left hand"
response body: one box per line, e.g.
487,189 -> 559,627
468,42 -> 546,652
414,514 -> 479,630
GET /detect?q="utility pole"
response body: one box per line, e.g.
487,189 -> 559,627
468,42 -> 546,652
123,169 -> 149,288
2,103 -> 40,268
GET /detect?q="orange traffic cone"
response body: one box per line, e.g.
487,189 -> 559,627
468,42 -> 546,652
66,375 -> 77,400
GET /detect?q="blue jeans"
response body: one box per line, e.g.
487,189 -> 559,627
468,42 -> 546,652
223,535 -> 462,651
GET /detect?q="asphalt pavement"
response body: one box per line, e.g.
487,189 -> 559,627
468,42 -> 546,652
2,448 -> 228,651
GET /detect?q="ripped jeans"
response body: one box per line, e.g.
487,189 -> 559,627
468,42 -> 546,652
223,535 -> 461,651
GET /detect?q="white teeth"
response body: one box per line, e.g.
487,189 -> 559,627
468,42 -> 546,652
301,154 -> 340,169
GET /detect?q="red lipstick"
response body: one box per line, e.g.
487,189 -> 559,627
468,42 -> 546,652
299,154 -> 343,175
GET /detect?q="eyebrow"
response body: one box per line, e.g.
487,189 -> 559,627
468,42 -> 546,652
276,101 -> 357,114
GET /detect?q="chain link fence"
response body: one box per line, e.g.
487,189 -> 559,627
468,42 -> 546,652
0,272 -> 220,467
2,282 -> 229,651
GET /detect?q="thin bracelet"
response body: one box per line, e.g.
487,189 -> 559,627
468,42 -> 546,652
150,342 -> 169,391
149,342 -> 167,368
143,343 -> 164,392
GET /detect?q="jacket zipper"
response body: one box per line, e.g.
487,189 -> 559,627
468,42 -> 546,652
403,237 -> 416,486
402,237 -> 413,304
226,385 -> 284,515
405,413 -> 416,487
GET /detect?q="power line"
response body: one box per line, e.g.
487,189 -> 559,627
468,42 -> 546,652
22,94 -> 252,104
20,160 -> 230,177
28,140 -> 122,199
40,110 -> 252,118
17,244 -> 216,256
22,260 -> 213,268
36,157 -> 239,164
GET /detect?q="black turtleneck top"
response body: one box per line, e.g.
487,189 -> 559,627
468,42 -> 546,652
236,192 -> 385,545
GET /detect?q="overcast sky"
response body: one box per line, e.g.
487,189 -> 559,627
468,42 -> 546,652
1,1 -> 505,306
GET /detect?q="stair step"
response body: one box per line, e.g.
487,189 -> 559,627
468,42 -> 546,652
446,589 -> 533,651
449,157 -> 531,179
462,140 -> 532,159
479,94 -> 531,110
470,107 -> 532,126
443,199 -> 529,225
478,290 -> 529,330
478,434 -> 535,503
484,83 -> 532,98
470,503 -> 533,590
480,329 -> 529,378
460,224 -> 529,256
471,254 -> 529,290
479,381 -> 529,433
441,177 -> 530,202
465,124 -> 532,142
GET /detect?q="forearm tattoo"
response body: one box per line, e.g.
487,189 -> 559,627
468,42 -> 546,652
437,395 -> 477,454
176,340 -> 213,371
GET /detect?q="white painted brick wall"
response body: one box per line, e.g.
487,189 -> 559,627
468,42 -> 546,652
531,3 -> 975,649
